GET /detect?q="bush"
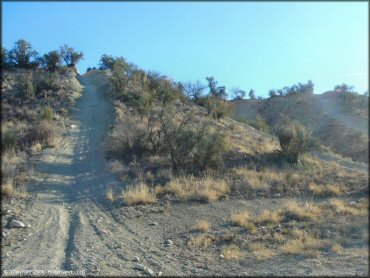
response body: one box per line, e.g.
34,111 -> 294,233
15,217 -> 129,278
193,130 -> 228,171
40,106 -> 54,121
35,72 -> 62,93
27,120 -> 55,146
204,96 -> 232,120
158,107 -> 228,172
249,115 -> 270,133
42,50 -> 61,71
15,72 -> 36,99
275,117 -> 319,164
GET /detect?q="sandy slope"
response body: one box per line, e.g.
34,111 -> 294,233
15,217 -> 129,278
1,73 -> 368,276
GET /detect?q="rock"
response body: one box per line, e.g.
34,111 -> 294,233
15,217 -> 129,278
146,268 -> 155,276
133,256 -> 140,262
27,224 -> 31,228
100,229 -> 108,235
272,193 -> 281,198
9,220 -> 26,228
149,222 -> 158,226
164,239 -> 173,246
70,124 -> 76,129
133,264 -> 146,271
158,271 -> 162,276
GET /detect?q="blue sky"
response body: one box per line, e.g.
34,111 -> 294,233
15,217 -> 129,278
2,1 -> 368,97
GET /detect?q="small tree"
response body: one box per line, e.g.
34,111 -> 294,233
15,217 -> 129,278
248,89 -> 256,99
269,89 -> 278,98
275,116 -> 319,164
15,72 -> 36,99
231,88 -> 246,100
1,47 -> 9,68
183,81 -> 206,103
334,83 -> 354,93
59,44 -> 84,67
42,50 -> 61,71
8,39 -> 39,68
99,54 -> 118,70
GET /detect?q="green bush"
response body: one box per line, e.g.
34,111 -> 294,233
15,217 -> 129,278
249,115 -> 270,133
35,72 -> 62,93
15,72 -> 36,99
40,106 -> 54,121
193,131 -> 228,171
275,117 -> 319,164
158,107 -> 227,172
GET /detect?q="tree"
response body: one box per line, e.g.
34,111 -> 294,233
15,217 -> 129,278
99,54 -> 118,70
334,83 -> 354,93
183,81 -> 206,103
59,44 -> 84,67
269,89 -> 278,98
42,50 -> 61,71
1,47 -> 10,68
8,39 -> 39,68
248,89 -> 256,99
231,87 -> 245,100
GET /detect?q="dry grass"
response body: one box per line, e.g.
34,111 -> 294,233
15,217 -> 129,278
188,235 -> 213,249
16,183 -> 28,198
121,182 -> 156,206
281,235 -> 323,256
234,167 -> 285,192
106,186 -> 115,202
1,179 -> 14,196
249,243 -> 276,260
281,201 -> 321,222
327,199 -> 368,217
254,210 -> 282,225
231,212 -> 249,227
194,220 -> 210,232
30,142 -> 42,154
331,243 -> 343,253
222,244 -> 243,260
308,182 -> 342,196
161,176 -> 229,202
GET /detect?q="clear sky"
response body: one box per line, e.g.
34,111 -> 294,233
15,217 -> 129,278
2,1 -> 368,97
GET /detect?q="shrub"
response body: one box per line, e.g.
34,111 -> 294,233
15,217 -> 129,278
275,116 -> 319,163
193,130 -> 228,171
27,120 -> 55,146
249,115 -> 270,133
204,95 -> 232,120
42,50 -> 61,71
40,106 -> 54,121
35,71 -> 62,93
15,72 -> 36,99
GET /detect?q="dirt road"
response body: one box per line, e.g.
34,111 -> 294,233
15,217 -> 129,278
2,73 -> 368,276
